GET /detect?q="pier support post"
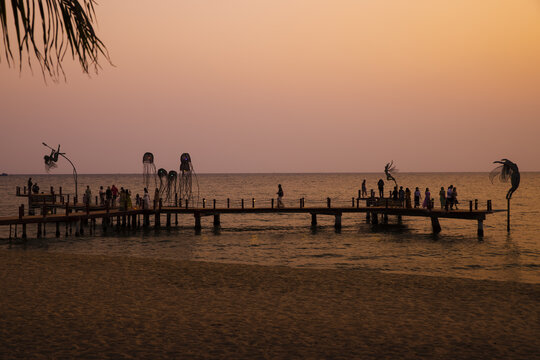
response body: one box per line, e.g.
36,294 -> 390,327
166,213 -> 171,228
22,224 -> 27,239
311,213 -> 317,227
383,213 -> 388,224
366,212 -> 370,222
194,213 -> 202,231
334,213 -> 342,231
56,222 -> 60,237
371,212 -> 378,225
144,213 -> 150,228
431,217 -> 441,234
155,212 -> 161,229
397,215 -> 402,224
477,219 -> 484,237
213,214 -> 221,228
37,223 -> 42,238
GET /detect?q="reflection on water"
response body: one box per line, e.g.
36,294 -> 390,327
1,173 -> 539,283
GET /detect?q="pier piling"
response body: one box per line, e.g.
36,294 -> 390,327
194,213 -> 202,230
335,213 -> 342,230
430,217 -> 442,234
478,219 -> 484,237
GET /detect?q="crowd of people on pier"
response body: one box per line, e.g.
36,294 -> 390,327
25,177 -> 459,212
370,179 -> 459,210
83,185 -> 154,211
24,177 -> 155,212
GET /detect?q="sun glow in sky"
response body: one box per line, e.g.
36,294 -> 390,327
1,0 -> 539,174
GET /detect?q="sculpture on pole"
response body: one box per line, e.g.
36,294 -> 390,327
384,160 -> 398,188
490,159 -> 520,232
42,142 -> 78,201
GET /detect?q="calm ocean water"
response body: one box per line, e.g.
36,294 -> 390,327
0,173 -> 539,283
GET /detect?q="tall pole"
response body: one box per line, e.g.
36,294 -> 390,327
507,198 -> 511,232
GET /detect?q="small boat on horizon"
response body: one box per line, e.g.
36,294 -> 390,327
1,173 -> 8,176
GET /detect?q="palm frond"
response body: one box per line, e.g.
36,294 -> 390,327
0,0 -> 110,80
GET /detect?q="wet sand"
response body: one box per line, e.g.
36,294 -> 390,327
0,250 -> 538,359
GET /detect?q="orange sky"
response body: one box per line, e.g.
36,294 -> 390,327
1,0 -> 539,173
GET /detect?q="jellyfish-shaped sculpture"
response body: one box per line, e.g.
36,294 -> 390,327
142,152 -> 157,190
165,170 -> 178,204
179,153 -> 198,205
384,160 -> 398,187
157,168 -> 168,196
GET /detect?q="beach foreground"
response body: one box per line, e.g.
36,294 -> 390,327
0,250 -> 538,359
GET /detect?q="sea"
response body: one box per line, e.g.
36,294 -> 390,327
1,173 -> 539,284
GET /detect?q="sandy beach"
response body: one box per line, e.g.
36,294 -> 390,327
0,249 -> 538,359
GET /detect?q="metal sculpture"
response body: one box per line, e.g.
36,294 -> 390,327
157,168 -> 168,197
179,153 -> 199,205
384,160 -> 398,187
490,159 -> 520,232
165,170 -> 178,204
490,159 -> 520,200
142,152 -> 157,190
44,145 -> 61,171
42,143 -> 78,201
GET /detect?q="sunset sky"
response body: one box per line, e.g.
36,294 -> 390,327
1,0 -> 539,174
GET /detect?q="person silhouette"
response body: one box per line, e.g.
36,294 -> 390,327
277,184 -> 284,208
377,179 -> 385,198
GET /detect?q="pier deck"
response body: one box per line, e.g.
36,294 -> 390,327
0,203 -> 493,239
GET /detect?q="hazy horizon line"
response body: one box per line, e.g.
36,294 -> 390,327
4,170 -> 540,176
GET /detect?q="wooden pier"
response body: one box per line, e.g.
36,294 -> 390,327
2,189 -> 494,239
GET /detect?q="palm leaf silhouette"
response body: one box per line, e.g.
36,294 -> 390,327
0,0 -> 110,79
